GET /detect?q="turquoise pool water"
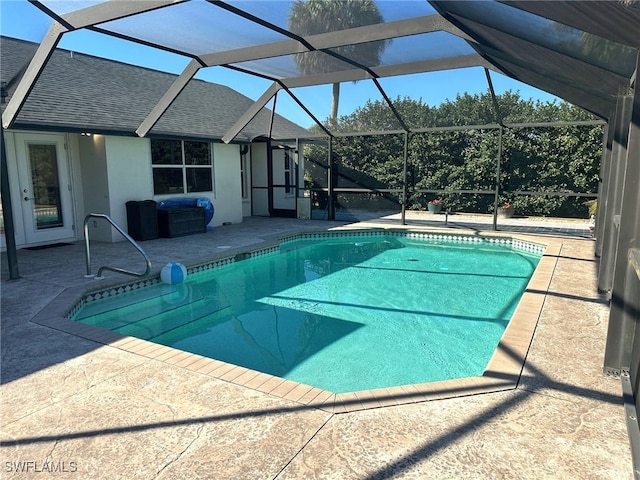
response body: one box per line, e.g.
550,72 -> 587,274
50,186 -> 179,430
73,234 -> 541,393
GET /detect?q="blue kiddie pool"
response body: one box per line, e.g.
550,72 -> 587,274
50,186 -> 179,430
157,197 -> 214,230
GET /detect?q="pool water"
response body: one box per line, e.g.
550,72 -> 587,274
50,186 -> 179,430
74,234 -> 541,393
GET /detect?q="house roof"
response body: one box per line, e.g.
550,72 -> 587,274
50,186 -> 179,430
0,36 -> 309,142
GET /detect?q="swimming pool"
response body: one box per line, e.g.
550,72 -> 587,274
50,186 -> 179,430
72,231 -> 543,393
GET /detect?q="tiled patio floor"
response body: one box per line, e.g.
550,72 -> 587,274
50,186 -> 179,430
0,214 -> 632,479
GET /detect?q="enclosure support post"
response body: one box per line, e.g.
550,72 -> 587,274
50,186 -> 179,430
604,54 -> 640,373
401,132 -> 409,225
327,136 -> 335,221
295,137 -> 301,201
492,126 -> 503,231
595,120 -> 613,254
598,92 -> 633,293
484,69 -> 504,126
1,124 -> 19,279
268,91 -> 277,140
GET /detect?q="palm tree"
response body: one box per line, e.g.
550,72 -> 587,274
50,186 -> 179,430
288,0 -> 387,123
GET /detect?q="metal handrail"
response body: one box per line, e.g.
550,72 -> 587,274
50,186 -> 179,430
83,213 -> 151,279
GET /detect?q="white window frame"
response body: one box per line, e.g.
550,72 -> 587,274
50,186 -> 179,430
151,139 -> 214,196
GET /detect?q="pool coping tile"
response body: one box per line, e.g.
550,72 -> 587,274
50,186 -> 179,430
241,372 -> 274,390
207,361 -> 238,378
163,351 -> 194,365
182,355 -> 212,372
255,376 -> 286,395
371,387 -> 403,407
283,383 -> 316,403
269,379 -> 302,398
194,358 -> 228,375
174,352 -> 208,369
219,365 -> 249,382
336,392 -> 366,413
296,387 -> 326,405
354,390 -> 383,409
154,347 -> 185,363
28,229 -> 558,413
233,368 -> 262,386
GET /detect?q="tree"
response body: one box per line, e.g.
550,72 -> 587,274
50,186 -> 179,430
288,0 -> 387,123
303,91 -> 604,217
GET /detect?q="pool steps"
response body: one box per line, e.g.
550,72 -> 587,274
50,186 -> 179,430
76,281 -> 233,341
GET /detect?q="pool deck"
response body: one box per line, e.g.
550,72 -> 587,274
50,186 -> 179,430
1,213 -> 633,479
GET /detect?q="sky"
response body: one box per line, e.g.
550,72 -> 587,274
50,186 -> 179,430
0,0 -> 561,128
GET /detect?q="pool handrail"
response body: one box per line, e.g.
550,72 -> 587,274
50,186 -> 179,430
83,213 -> 152,279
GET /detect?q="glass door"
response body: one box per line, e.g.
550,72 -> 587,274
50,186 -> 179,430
16,133 -> 74,244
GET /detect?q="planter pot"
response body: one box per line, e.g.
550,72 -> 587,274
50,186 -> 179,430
497,207 -> 515,218
428,204 -> 442,214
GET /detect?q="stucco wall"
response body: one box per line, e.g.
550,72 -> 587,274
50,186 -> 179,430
2,131 -> 247,247
79,134 -> 111,242
100,137 -> 243,238
211,143 -> 242,226
105,136 -> 154,242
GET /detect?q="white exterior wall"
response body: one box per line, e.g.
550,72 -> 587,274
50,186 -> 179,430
67,135 -> 84,237
104,136 -> 154,242
100,137 -> 243,237
211,143 -> 242,226
2,130 -> 248,248
79,134 -> 111,241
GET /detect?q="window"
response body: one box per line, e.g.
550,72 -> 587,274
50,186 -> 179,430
151,139 -> 213,195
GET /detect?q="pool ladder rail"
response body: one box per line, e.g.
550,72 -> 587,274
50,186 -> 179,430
83,213 -> 152,279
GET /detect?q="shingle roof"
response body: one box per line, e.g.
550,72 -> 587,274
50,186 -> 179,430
0,36 -> 308,142
0,37 -> 38,86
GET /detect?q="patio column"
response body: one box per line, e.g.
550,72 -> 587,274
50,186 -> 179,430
598,92 -> 633,293
603,52 -> 640,373
595,120 -> 614,256
1,124 -> 19,279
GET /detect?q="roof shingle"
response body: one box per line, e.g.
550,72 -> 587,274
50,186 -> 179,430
0,36 -> 308,141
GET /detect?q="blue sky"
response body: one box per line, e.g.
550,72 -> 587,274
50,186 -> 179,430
1,0 -> 561,128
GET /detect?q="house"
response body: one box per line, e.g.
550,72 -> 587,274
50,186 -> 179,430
0,36 -> 310,249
